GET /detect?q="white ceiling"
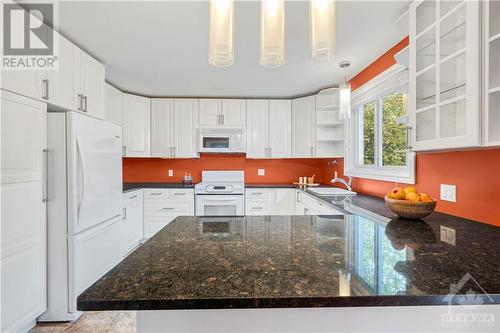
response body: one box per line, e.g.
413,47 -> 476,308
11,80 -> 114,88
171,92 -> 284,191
56,1 -> 409,98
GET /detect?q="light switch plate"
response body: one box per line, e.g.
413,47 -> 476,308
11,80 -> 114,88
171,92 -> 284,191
258,169 -> 265,176
440,184 -> 456,202
440,226 -> 456,245
168,169 -> 173,177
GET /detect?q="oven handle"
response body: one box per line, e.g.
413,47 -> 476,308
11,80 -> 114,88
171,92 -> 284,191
199,198 -> 240,202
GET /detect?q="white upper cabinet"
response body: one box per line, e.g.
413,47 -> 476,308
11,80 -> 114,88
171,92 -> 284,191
1,69 -> 46,101
484,0 -> 500,146
246,100 -> 269,158
199,99 -> 221,126
292,96 -> 316,157
104,83 -> 123,126
199,99 -> 246,127
222,99 -> 246,127
173,99 -> 198,158
46,34 -> 80,111
151,98 -> 198,158
269,100 -> 291,158
79,52 -> 105,119
122,94 -> 150,157
409,0 -> 481,151
151,99 -> 174,157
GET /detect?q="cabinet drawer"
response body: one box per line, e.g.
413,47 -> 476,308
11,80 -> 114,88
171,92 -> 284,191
123,189 -> 143,206
246,199 -> 272,215
143,189 -> 171,199
246,189 -> 272,199
144,201 -> 193,217
169,189 -> 194,199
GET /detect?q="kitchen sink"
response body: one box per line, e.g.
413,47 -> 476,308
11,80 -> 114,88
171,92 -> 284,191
307,187 -> 356,196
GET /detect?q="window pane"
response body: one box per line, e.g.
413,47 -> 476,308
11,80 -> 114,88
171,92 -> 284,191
382,93 -> 407,166
378,225 -> 407,295
362,102 -> 376,165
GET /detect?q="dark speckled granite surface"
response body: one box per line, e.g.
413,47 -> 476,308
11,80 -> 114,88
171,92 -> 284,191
123,182 -> 195,193
78,198 -> 500,311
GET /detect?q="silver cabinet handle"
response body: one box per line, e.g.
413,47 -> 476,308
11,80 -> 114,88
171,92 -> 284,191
123,207 -> 127,220
162,207 -> 175,210
77,94 -> 83,111
150,193 -> 162,195
83,95 -> 88,112
122,146 -> 127,157
251,192 -> 263,195
128,195 -> 138,199
221,114 -> 224,125
311,146 -> 314,157
406,126 -> 413,150
173,146 -> 176,158
173,193 -> 185,196
251,207 -> 264,210
42,148 -> 49,202
42,79 -> 49,100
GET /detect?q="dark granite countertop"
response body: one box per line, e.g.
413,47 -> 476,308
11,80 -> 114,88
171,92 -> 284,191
78,198 -> 500,311
123,182 -> 195,193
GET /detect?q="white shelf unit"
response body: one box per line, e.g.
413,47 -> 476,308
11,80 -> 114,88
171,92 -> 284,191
409,0 -> 481,151
484,0 -> 500,146
315,88 -> 345,157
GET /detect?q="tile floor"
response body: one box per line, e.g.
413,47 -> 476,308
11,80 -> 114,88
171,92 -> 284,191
30,311 -> 136,333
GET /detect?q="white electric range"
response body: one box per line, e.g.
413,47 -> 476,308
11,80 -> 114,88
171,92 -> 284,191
195,171 -> 245,216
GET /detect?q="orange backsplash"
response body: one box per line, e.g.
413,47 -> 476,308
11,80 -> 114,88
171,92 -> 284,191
123,154 -> 333,184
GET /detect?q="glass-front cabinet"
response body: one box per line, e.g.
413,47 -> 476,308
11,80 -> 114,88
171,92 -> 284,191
409,0 -> 481,151
484,0 -> 500,146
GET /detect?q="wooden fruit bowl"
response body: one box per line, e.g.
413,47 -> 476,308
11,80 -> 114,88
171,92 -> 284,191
384,196 -> 437,219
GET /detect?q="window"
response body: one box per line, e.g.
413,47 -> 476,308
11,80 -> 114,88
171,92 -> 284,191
346,65 -> 415,184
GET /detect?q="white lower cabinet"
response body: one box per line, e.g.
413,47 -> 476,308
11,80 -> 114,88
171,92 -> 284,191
122,190 -> 144,256
1,90 -> 47,333
245,188 -> 296,215
143,189 -> 194,238
296,191 -> 344,215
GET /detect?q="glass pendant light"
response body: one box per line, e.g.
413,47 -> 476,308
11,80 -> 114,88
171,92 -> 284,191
260,0 -> 285,67
310,0 -> 336,63
209,0 -> 234,67
339,61 -> 351,120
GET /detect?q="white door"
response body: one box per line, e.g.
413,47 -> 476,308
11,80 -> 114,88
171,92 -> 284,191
269,100 -> 291,158
1,91 -> 47,333
292,96 -> 316,157
151,99 -> 174,157
47,33 -> 80,110
199,99 -> 221,126
104,83 -> 123,126
174,99 -> 198,158
222,99 -> 246,126
274,189 -> 296,214
80,52 -> 105,119
68,112 -> 122,234
123,94 -> 151,157
246,100 -> 269,158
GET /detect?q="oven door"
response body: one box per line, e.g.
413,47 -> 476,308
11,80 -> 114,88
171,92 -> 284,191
196,195 -> 244,216
199,134 -> 234,153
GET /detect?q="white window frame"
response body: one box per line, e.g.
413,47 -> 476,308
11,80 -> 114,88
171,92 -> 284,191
345,64 -> 416,184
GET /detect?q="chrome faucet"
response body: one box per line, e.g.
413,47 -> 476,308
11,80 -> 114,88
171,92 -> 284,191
331,174 -> 353,191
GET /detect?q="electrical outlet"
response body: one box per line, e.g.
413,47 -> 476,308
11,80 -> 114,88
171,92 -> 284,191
440,184 -> 456,202
440,226 -> 456,246
258,169 -> 265,176
168,169 -> 173,177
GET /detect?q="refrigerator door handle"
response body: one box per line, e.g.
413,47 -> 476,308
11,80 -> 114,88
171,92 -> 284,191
76,139 -> 85,219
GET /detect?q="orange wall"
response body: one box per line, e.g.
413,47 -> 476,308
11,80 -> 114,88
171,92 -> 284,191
123,154 -> 331,184
328,36 -> 500,226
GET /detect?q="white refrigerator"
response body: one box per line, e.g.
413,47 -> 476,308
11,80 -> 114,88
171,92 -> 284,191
38,111 -> 124,322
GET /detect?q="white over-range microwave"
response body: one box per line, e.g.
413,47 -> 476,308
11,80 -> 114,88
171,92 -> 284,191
198,128 -> 245,153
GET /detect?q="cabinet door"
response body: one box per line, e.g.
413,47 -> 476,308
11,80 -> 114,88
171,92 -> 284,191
174,99 -> 199,158
1,91 -> 47,333
123,94 -> 150,157
104,83 -> 123,126
151,99 -> 174,157
47,34 -> 80,110
292,96 -> 316,157
1,70 -> 46,101
80,52 -> 105,119
199,99 -> 221,126
246,100 -> 269,158
123,191 -> 143,255
269,100 -> 291,158
274,189 -> 296,215
222,99 -> 246,126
